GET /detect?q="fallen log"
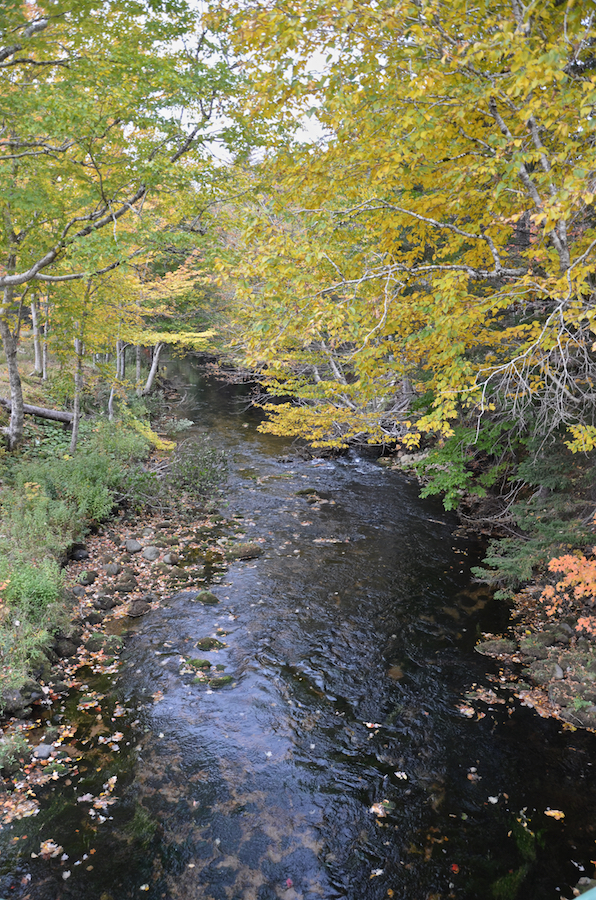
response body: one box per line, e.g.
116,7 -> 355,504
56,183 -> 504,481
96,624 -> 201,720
0,397 -> 73,424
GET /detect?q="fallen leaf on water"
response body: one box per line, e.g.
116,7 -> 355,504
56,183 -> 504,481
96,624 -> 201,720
370,799 -> 395,817
370,868 -> 384,878
40,839 -> 63,859
364,722 -> 383,729
544,808 -> 565,820
457,705 -> 475,718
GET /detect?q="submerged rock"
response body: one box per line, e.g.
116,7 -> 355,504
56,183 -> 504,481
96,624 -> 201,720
196,591 -> 219,606
196,637 -> 224,650
226,542 -> 263,561
209,675 -> 233,688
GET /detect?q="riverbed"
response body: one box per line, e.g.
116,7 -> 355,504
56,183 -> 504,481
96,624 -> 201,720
1,360 -> 596,900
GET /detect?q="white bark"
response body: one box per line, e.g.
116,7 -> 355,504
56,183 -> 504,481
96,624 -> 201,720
141,342 -> 164,395
30,298 -> 43,374
0,289 -> 24,449
42,297 -> 49,380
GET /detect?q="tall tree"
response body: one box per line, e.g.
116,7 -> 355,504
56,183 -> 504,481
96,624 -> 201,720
211,0 -> 596,449
0,0 -> 235,446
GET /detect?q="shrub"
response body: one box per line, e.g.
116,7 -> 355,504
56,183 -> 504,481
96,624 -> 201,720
0,556 -> 62,623
169,436 -> 228,499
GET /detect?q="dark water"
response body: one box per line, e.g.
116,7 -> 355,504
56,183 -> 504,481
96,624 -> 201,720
2,360 -> 596,900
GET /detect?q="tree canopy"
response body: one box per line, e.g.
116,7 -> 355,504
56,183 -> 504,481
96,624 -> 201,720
209,0 -> 596,451
0,0 -> 236,444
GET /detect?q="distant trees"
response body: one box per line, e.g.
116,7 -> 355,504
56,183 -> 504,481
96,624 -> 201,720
0,0 -> 233,446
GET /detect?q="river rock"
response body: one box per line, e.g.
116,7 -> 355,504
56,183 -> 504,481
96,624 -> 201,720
1,688 -> 27,717
114,576 -> 138,592
71,546 -> 89,561
127,600 -> 151,618
79,570 -> 98,586
209,675 -> 233,688
54,636 -> 80,658
163,552 -> 179,565
94,595 -> 119,610
104,635 -> 123,654
196,636 -> 224,650
85,632 -> 106,653
475,639 -> 516,657
141,592 -> 158,603
71,585 -> 86,598
142,546 -> 160,561
519,638 -> 549,660
527,659 -> 564,686
196,591 -> 219,606
226,542 -> 263,561
32,743 -> 54,760
125,538 -> 143,554
85,611 -> 105,625
105,562 -> 121,577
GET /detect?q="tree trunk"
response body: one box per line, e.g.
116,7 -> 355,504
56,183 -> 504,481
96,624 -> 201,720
0,296 -> 24,450
136,344 -> 142,396
42,298 -> 49,381
0,397 -> 73,423
108,384 -> 115,421
30,299 -> 43,375
142,342 -> 164,395
69,337 -> 83,454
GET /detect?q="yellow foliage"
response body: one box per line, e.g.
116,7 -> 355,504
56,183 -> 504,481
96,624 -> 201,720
131,420 -> 175,452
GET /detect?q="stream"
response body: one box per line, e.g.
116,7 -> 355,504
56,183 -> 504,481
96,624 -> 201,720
2,358 -> 596,900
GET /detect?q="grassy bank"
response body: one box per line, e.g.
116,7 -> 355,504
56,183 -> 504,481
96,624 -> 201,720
0,338 -> 225,713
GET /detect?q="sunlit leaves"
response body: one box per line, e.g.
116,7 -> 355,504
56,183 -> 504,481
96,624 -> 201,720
211,0 -> 596,447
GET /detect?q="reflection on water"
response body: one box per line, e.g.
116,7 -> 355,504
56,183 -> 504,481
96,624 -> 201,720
1,358 -> 596,900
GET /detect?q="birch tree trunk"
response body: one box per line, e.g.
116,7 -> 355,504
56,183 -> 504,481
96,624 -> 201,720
136,344 -> 142,396
142,342 -> 164,395
42,297 -> 49,381
0,287 -> 24,450
107,384 -> 115,421
69,337 -> 83,454
30,298 -> 43,375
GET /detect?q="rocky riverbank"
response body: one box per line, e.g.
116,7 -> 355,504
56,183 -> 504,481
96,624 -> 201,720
0,502 -> 267,824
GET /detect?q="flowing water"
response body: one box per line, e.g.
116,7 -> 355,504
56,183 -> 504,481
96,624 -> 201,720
2,359 -> 596,900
